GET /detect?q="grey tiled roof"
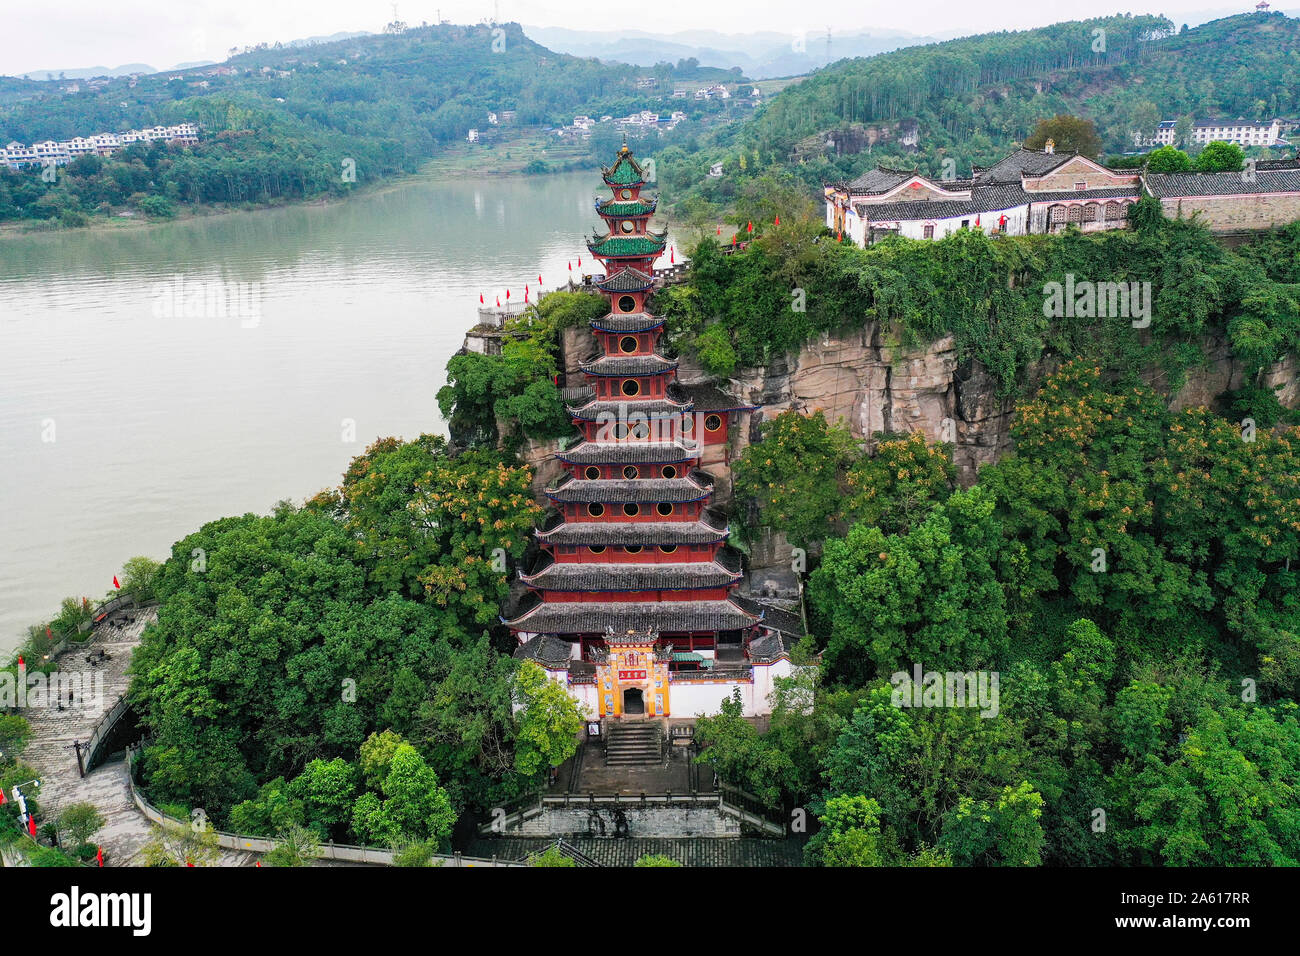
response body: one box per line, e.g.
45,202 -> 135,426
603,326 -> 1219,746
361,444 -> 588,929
513,633 -> 575,666
504,596 -> 759,634
591,311 -> 663,332
521,559 -> 743,591
545,472 -> 712,504
557,439 -> 700,465
595,268 -> 655,293
1144,168 -> 1300,198
681,382 -> 758,412
534,514 -> 729,547
565,394 -> 691,420
974,147 -> 1072,183
848,165 -> 916,193
733,594 -> 805,640
580,353 -> 678,376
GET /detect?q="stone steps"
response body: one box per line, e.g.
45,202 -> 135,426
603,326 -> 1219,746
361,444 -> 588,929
605,722 -> 663,766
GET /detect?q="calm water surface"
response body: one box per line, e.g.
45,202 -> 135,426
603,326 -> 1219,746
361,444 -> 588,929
0,170 -> 677,651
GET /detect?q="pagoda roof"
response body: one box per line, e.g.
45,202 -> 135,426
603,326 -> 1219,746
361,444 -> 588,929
565,391 -> 690,420
504,595 -> 759,634
601,147 -> 647,186
594,269 -> 656,294
557,438 -> 700,465
597,197 -> 658,217
520,554 -> 743,592
591,311 -> 663,332
579,353 -> 677,376
535,509 -> 730,547
544,471 -> 713,504
561,384 -> 595,403
587,234 -> 667,258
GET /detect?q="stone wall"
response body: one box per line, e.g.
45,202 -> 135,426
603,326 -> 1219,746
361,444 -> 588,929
513,801 -> 741,838
1160,193 -> 1300,232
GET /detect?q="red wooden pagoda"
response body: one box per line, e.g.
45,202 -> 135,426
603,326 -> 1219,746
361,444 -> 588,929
507,144 -> 791,719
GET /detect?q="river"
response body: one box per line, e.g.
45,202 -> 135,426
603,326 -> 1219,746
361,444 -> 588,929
0,170 -> 678,652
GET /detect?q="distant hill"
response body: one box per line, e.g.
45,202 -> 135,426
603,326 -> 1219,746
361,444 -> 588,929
738,13 -> 1300,177
523,25 -> 940,78
19,64 -> 157,80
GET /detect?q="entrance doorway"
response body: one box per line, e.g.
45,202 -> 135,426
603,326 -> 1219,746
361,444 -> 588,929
623,688 -> 644,715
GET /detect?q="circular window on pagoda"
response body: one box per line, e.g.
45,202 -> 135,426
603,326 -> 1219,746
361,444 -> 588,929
587,503 -> 605,518
584,466 -> 601,480
623,503 -> 640,517
613,423 -> 629,439
661,465 -> 677,479
620,220 -> 635,233
704,414 -> 723,432
623,465 -> 639,479
657,503 -> 674,517
680,416 -> 693,433
589,545 -> 606,555
659,545 -> 677,554
625,545 -> 643,554
618,295 -> 637,313
620,189 -> 632,200
621,379 -> 640,397
631,422 -> 649,439
620,335 -> 638,353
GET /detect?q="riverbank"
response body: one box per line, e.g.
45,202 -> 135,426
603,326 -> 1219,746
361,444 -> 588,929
0,128 -> 598,240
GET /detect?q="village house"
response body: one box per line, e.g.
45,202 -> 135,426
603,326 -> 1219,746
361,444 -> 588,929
826,143 -> 1300,244
825,141 -> 1142,243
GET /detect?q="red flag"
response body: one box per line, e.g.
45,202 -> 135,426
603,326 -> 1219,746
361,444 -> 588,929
525,284 -> 529,294
0,789 -> 7,805
28,816 -> 37,837
775,215 -> 780,226
732,234 -> 738,245
578,257 -> 582,267
568,262 -> 572,271
255,861 -> 262,867
975,215 -> 981,228
113,575 -> 120,589
17,655 -> 24,669
97,846 -> 104,867
525,288 -> 529,302
836,232 -> 842,241
186,858 -> 194,867
538,274 -> 543,284
479,293 -> 484,304
746,221 -> 753,233
495,296 -> 500,307
716,225 -> 721,235
670,247 -> 675,264
46,626 -> 53,639
506,289 -> 510,300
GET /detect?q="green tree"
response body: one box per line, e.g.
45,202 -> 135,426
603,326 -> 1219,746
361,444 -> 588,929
1145,145 -> 1191,172
1193,141 -> 1245,172
56,802 -> 105,850
513,662 -> 585,778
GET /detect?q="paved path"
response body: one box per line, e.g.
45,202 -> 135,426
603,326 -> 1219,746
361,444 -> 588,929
18,610 -> 254,866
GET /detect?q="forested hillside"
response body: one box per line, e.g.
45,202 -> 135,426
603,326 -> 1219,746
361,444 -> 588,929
0,22 -> 738,224
663,13 -> 1300,215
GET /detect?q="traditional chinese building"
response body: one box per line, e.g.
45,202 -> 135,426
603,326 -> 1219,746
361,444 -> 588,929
507,145 -> 795,720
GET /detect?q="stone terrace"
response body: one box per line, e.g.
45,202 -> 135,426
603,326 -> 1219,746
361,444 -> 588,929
18,610 -> 253,866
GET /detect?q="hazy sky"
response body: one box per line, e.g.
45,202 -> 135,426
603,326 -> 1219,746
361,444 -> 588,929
0,1 -> 1282,76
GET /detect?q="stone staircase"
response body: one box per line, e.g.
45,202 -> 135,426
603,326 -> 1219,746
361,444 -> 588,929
604,721 -> 663,767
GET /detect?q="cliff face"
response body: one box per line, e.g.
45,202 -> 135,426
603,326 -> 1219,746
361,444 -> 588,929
513,320 -> 1297,568
679,322 -> 1299,488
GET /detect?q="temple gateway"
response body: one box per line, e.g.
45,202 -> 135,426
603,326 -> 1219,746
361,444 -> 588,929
507,145 -> 798,719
